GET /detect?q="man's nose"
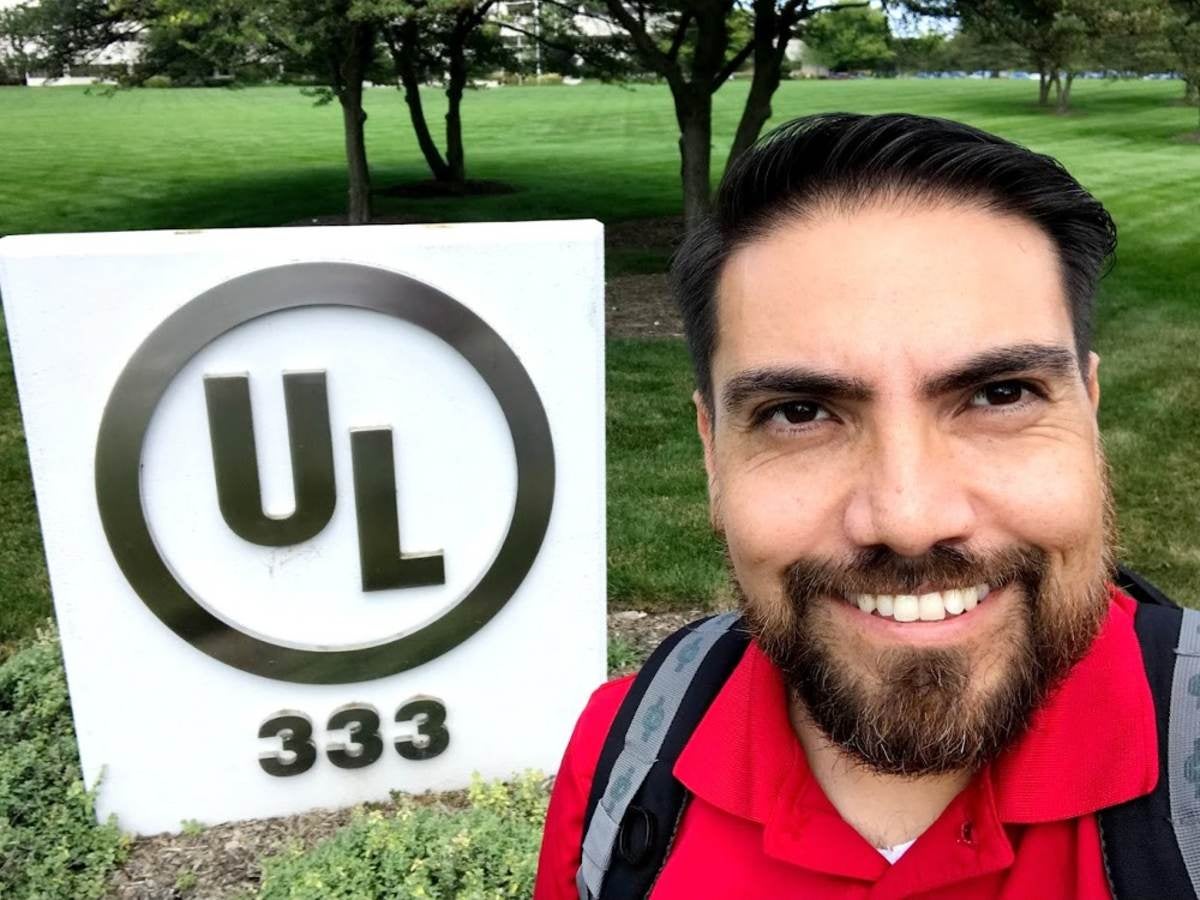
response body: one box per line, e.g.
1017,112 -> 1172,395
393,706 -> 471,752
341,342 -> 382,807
843,419 -> 976,557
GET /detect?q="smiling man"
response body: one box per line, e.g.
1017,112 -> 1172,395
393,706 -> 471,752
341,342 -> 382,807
535,114 -> 1196,899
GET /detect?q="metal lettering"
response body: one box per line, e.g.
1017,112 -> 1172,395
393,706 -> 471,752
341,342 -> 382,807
258,711 -> 317,777
351,428 -> 445,591
204,372 -> 335,547
326,704 -> 384,770
395,697 -> 450,761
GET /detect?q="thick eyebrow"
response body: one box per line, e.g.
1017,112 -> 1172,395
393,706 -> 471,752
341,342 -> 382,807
722,367 -> 873,414
920,343 -> 1080,399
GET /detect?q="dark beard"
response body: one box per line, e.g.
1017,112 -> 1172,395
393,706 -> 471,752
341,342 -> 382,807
741,542 -> 1112,776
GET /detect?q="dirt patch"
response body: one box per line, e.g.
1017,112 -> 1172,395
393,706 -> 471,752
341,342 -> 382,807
607,607 -> 715,677
604,216 -> 685,257
605,273 -> 683,338
109,805 -> 354,899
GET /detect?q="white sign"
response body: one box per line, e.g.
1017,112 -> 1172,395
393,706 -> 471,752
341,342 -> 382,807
0,222 -> 606,834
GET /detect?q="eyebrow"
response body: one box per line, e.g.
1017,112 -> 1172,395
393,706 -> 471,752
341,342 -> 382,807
919,343 -> 1079,399
722,367 -> 872,414
720,343 -> 1080,415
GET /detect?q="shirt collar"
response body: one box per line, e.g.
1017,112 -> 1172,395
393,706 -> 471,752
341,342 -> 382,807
674,585 -> 1158,828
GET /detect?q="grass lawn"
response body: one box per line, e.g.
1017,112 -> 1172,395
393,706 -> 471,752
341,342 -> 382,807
1,78 -> 1198,642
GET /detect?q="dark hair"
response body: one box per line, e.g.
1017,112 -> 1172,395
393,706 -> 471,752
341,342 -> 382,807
671,113 -> 1117,402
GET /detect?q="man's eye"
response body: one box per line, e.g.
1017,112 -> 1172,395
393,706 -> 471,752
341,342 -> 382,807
969,381 -> 1032,408
765,401 -> 831,426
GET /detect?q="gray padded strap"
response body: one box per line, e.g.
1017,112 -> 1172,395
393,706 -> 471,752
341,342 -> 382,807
577,611 -> 740,899
1169,607 -> 1200,897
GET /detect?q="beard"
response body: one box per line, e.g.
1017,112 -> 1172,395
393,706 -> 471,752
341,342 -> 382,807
738,488 -> 1116,777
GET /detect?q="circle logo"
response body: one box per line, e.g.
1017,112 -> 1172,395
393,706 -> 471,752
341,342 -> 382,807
95,262 -> 555,684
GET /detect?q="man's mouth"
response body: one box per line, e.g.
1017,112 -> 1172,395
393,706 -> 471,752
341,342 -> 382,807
846,584 -> 992,622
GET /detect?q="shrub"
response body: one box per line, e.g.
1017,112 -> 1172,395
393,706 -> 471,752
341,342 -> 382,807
257,772 -> 550,899
141,74 -> 173,88
0,624 -> 128,898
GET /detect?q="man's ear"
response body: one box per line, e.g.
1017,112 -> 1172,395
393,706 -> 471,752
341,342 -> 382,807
694,390 -> 722,531
1086,351 -> 1101,414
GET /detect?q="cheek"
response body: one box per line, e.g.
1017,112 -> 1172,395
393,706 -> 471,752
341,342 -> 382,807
717,458 -> 846,574
973,442 -> 1105,556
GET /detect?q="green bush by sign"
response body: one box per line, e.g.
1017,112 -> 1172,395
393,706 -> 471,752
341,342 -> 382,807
257,772 -> 549,899
0,625 -> 128,899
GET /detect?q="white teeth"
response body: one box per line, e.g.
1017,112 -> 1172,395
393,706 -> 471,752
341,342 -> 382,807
942,588 -> 966,616
852,584 -> 990,621
918,592 -> 945,621
893,595 -> 920,622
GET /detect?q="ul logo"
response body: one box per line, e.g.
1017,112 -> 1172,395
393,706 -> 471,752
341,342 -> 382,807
95,263 -> 555,685
204,371 -> 443,592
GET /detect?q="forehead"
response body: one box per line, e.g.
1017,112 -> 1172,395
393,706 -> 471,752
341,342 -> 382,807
713,201 -> 1074,384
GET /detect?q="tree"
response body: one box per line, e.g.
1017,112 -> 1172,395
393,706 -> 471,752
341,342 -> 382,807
889,32 -> 950,74
136,0 -> 379,222
802,1 -> 894,73
266,0 -> 378,223
573,0 -> 863,226
5,0 -> 145,79
0,4 -> 39,84
726,0 -> 867,170
915,0 -> 1169,111
1167,0 -> 1200,125
375,0 -> 507,187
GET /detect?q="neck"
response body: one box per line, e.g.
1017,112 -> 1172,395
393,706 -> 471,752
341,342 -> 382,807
789,701 -> 973,850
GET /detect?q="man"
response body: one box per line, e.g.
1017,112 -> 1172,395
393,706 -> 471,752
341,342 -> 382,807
535,113 -> 1192,898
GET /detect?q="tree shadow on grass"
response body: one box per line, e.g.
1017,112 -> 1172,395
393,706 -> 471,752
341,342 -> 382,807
93,164 -> 624,235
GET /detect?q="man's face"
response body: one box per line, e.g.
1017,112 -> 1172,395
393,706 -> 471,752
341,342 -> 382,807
697,199 -> 1113,775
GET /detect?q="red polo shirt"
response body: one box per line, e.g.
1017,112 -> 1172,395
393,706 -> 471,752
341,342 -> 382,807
535,587 -> 1158,899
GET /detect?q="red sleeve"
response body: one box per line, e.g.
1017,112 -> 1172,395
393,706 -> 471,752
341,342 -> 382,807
534,675 -> 635,900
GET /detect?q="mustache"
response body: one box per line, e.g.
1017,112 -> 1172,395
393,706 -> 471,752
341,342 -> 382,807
783,544 -> 1049,600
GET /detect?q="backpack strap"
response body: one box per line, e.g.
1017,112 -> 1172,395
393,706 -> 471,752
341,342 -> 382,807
577,612 -> 749,899
1115,564 -> 1179,608
1100,570 -> 1200,898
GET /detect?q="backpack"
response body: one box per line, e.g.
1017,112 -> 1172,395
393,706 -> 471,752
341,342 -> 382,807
577,566 -> 1200,899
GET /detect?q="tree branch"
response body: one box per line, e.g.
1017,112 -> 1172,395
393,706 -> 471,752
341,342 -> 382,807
667,10 -> 693,61
603,0 -> 676,79
712,39 -> 754,90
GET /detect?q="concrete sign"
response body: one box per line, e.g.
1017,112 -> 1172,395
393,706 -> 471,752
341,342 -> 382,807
0,222 -> 606,834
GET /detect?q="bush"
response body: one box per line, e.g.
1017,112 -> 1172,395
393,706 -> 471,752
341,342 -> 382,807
257,772 -> 550,899
0,625 -> 128,898
141,75 -> 173,88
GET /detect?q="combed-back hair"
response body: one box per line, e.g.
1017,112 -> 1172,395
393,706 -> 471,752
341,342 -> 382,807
671,112 -> 1118,403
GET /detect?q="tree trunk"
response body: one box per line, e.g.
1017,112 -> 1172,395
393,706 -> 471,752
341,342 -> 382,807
726,0 -> 787,172
445,23 -> 468,185
675,90 -> 713,229
339,86 -> 371,224
1056,71 -> 1074,114
1185,78 -> 1198,105
332,22 -> 374,224
1038,68 -> 1051,106
390,23 -> 452,182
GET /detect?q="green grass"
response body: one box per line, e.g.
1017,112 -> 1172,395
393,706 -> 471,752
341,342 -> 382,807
1,78 -> 1199,640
